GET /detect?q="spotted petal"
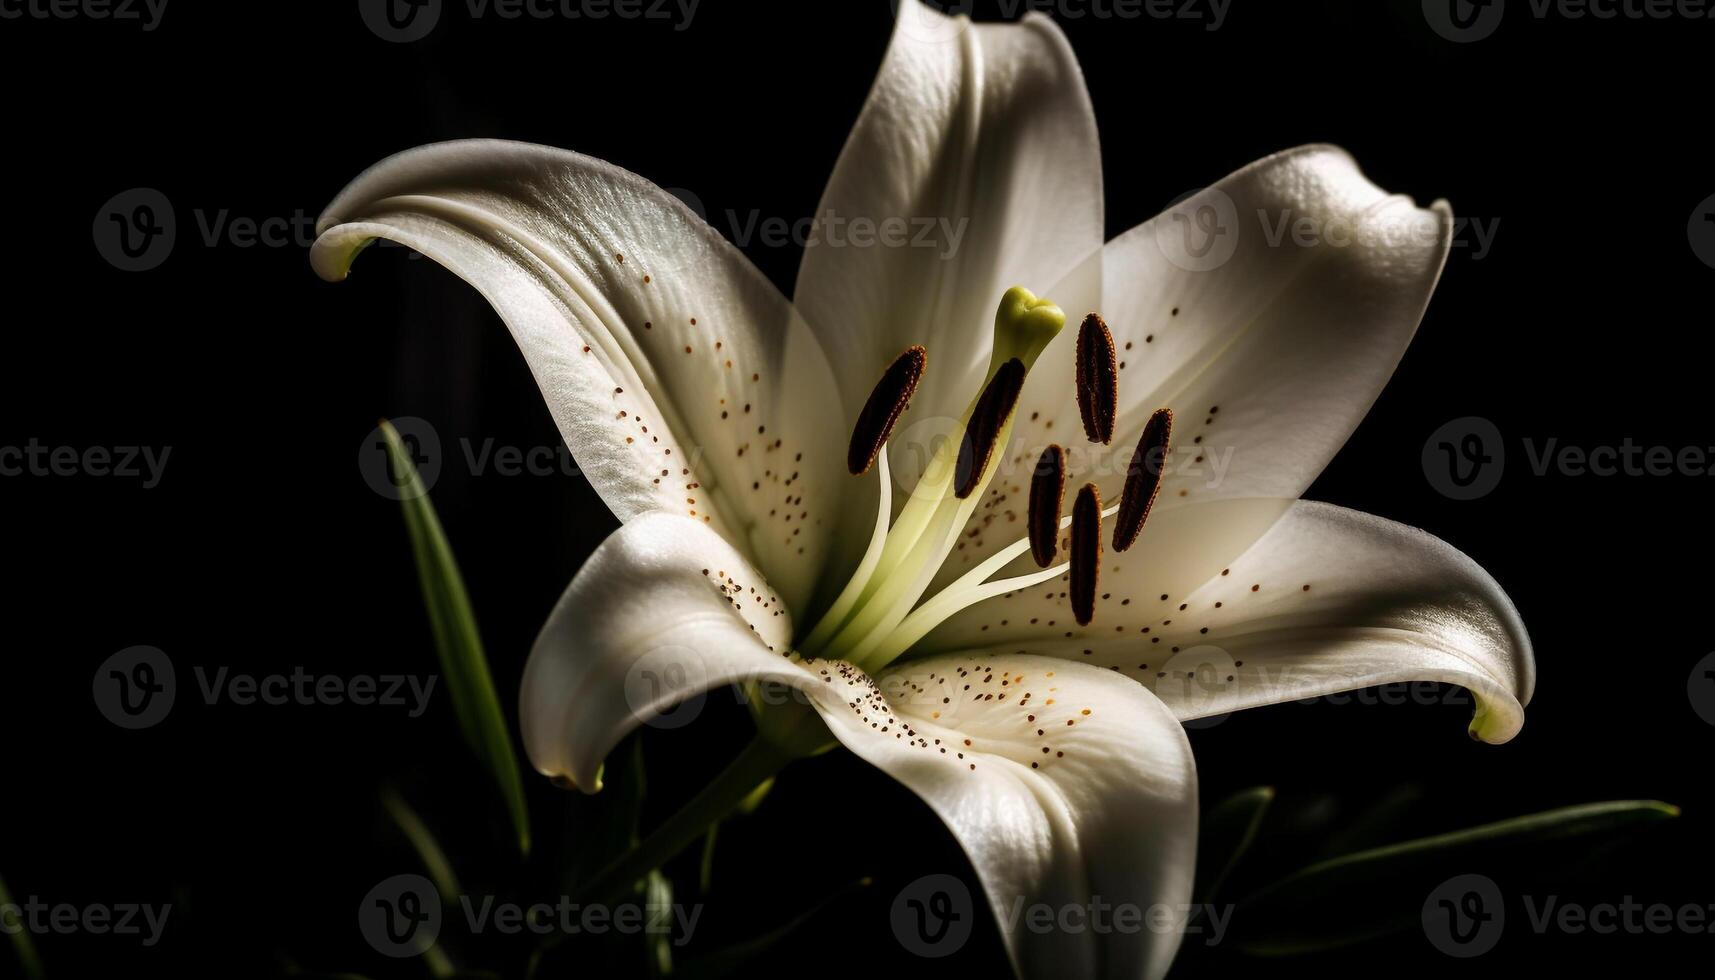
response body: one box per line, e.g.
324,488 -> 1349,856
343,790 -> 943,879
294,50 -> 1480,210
951,145 -> 1451,589
795,2 -> 1105,477
520,512 -> 1198,979
313,140 -> 850,614
921,500 -> 1533,743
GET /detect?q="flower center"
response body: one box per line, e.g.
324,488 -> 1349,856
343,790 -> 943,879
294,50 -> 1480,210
799,287 -> 1173,676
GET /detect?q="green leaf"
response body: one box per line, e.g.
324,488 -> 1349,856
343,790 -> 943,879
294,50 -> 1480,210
644,871 -> 675,977
382,786 -> 462,901
382,419 -> 531,858
697,825 -> 718,895
1231,799 -> 1679,956
0,871 -> 44,980
1195,785 -> 1273,904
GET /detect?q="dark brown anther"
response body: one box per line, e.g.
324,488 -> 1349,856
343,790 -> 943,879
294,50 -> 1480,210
954,358 -> 1026,499
1076,313 -> 1118,445
847,345 -> 927,475
1071,482 -> 1102,626
1113,408 -> 1173,552
1027,445 -> 1066,568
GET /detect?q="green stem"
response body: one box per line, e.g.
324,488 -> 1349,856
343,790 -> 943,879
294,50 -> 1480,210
575,737 -> 792,907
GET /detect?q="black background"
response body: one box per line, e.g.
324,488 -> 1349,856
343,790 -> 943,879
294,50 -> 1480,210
3,0 -> 1711,977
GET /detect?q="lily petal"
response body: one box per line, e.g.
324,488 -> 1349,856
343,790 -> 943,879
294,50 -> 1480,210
314,140 -> 850,614
795,3 -> 1104,466
1037,144 -> 1447,509
924,500 -> 1533,743
522,513 -> 1198,979
952,146 -> 1450,589
839,652 -> 1198,980
520,511 -> 800,790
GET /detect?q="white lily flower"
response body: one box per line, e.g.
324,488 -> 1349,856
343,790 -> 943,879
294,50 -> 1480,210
312,3 -> 1533,976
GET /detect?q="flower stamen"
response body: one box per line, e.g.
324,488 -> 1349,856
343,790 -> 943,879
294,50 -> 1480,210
1070,482 -> 1102,626
953,357 -> 1025,499
847,345 -> 927,475
1075,313 -> 1117,445
1028,445 -> 1066,568
1114,408 -> 1173,552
